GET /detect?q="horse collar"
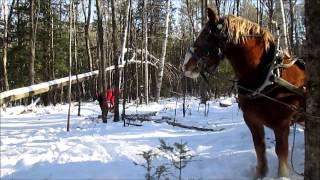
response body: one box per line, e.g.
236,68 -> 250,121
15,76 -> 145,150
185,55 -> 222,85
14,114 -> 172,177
236,49 -> 305,98
236,45 -> 279,97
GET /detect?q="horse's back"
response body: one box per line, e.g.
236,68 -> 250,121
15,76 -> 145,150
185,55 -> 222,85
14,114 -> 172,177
281,55 -> 306,88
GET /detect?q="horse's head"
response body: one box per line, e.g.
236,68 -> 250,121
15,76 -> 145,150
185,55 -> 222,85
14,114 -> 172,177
182,8 -> 226,79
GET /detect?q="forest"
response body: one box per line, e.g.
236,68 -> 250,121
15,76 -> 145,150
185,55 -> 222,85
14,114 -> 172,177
1,0 -> 320,179
0,0 -> 306,105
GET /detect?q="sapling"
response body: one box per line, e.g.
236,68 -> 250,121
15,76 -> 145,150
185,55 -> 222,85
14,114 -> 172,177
158,139 -> 195,180
134,150 -> 158,180
153,165 -> 171,180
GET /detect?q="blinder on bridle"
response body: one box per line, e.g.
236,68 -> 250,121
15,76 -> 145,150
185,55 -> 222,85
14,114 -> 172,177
195,18 -> 227,82
186,20 -> 226,78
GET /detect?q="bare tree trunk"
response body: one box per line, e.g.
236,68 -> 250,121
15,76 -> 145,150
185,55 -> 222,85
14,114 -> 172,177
236,0 -> 240,16
304,0 -> 320,178
81,0 -> 92,72
201,0 -> 204,24
199,0 -> 209,104
288,0 -> 295,54
29,0 -> 36,86
96,0 -> 108,123
50,0 -> 56,104
81,0 -> 93,99
140,4 -> 144,105
256,0 -> 259,24
96,29 -> 101,92
120,0 -> 130,67
17,0 -> 22,47
259,0 -> 263,26
111,0 -> 120,122
279,0 -> 289,50
74,3 -> 81,116
266,0 -> 274,33
60,86 -> 64,104
49,1 -> 54,80
134,24 -> 139,102
104,0 -> 112,88
122,0 -> 132,126
186,0 -> 196,40
155,0 -> 171,102
143,0 -> 149,105
215,0 -> 221,15
67,0 -> 74,132
1,0 -> 10,91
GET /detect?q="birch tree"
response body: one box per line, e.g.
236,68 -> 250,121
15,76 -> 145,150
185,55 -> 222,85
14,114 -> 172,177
81,0 -> 92,72
1,0 -> 10,91
67,0 -> 74,132
29,0 -> 40,85
143,0 -> 149,105
120,0 -> 130,66
155,0 -> 171,102
122,0 -> 132,126
279,0 -> 289,50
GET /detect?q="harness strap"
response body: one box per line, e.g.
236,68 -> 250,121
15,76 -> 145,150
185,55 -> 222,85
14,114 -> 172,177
276,57 -> 300,68
273,77 -> 305,96
238,50 -> 305,98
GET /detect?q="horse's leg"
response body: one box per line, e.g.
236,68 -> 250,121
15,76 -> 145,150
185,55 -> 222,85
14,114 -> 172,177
244,117 -> 268,178
274,125 -> 290,177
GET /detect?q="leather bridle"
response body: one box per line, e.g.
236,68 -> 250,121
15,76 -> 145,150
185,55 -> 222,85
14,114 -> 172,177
187,20 -> 227,75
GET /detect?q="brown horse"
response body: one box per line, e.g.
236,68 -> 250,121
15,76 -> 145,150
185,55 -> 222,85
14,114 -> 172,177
182,8 -> 306,178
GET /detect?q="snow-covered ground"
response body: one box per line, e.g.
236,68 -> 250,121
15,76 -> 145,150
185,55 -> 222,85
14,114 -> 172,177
0,97 -> 304,179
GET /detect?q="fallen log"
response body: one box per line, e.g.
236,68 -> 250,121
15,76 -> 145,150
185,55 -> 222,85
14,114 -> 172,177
124,112 -> 158,122
124,113 -> 224,132
166,121 -> 225,132
125,112 -> 158,117
126,122 -> 143,126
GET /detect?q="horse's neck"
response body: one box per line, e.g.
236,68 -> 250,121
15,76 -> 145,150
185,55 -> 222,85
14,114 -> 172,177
225,39 -> 275,85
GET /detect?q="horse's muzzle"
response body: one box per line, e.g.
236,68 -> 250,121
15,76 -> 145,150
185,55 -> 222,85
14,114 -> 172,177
182,63 -> 201,79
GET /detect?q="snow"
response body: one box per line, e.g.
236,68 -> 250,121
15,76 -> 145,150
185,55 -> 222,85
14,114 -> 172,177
0,97 -> 305,179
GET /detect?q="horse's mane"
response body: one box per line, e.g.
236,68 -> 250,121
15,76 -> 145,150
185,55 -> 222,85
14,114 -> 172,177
223,15 -> 274,50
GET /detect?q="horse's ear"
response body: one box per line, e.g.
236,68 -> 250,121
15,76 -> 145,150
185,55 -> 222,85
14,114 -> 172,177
207,8 -> 219,24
